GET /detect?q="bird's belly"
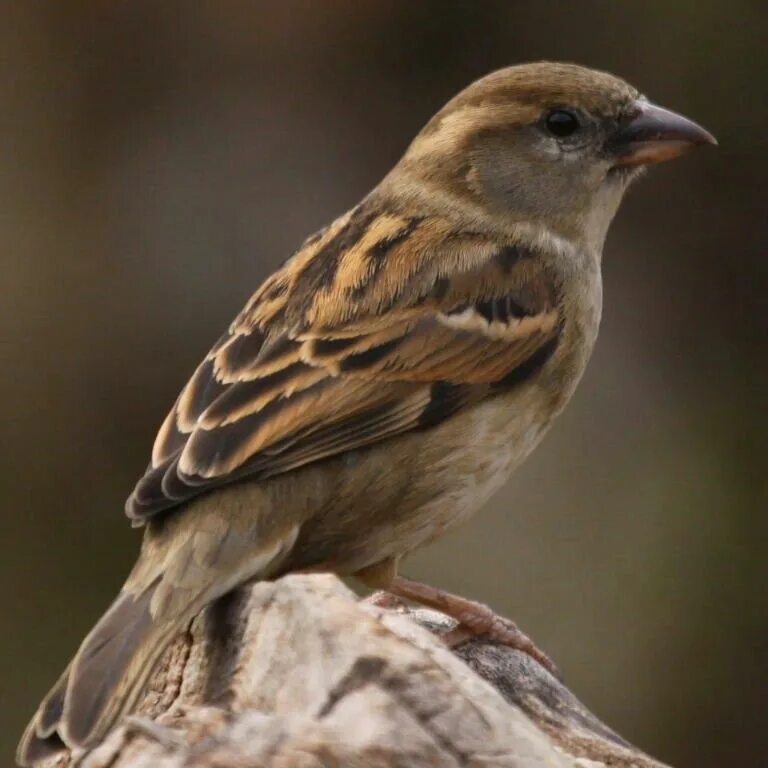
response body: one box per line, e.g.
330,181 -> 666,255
385,389 -> 552,551
289,383 -> 555,573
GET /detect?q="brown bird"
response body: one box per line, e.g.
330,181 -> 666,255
18,62 -> 715,766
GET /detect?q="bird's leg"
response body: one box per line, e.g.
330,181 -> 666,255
384,574 -> 559,679
355,561 -> 557,677
355,558 -> 407,609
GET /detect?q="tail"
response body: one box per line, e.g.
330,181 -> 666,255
17,580 -> 182,767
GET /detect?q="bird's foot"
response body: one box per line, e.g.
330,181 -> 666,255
385,575 -> 560,679
440,600 -> 560,679
366,590 -> 407,610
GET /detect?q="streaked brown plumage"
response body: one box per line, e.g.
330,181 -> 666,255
18,62 -> 715,766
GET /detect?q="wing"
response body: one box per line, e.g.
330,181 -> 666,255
126,202 -> 561,522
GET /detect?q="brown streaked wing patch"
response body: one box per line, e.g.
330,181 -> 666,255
151,407 -> 187,467
158,456 -> 191,501
302,320 -> 412,374
246,387 -> 434,479
235,273 -> 291,332
302,213 -> 415,327
175,294 -> 559,482
215,331 -> 301,382
128,203 -> 564,523
130,455 -> 179,513
493,335 -> 560,389
328,214 -> 416,294
208,328 -> 235,356
151,352 -> 232,467
214,328 -> 266,378
134,383 -> 435,515
306,221 -> 501,330
417,381 -> 476,429
276,204 -> 382,325
175,358 -> 228,433
200,362 -> 327,427
178,376 -> 386,479
233,208 -> 355,332
494,243 -> 529,273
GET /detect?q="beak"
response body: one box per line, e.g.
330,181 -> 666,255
609,100 -> 717,167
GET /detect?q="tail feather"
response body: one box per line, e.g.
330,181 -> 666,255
62,582 -> 158,746
17,579 -> 181,766
16,728 -> 66,768
17,516 -> 298,766
17,668 -> 69,766
36,665 -> 70,738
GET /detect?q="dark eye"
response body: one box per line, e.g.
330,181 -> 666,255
544,109 -> 581,138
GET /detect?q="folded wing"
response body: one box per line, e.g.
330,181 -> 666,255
127,204 -> 561,522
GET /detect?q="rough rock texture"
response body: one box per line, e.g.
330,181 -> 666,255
45,574 -> 669,768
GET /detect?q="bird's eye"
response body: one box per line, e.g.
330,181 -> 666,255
544,109 -> 581,138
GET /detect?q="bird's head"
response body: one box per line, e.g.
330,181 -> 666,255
392,62 -> 716,251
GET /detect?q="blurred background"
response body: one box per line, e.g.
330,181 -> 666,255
2,2 -> 766,765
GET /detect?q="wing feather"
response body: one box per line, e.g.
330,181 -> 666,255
127,204 -> 561,522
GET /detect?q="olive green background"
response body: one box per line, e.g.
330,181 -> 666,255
2,2 -> 766,765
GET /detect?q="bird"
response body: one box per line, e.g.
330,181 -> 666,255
18,62 -> 715,766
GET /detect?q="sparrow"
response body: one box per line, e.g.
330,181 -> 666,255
18,62 -> 715,766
